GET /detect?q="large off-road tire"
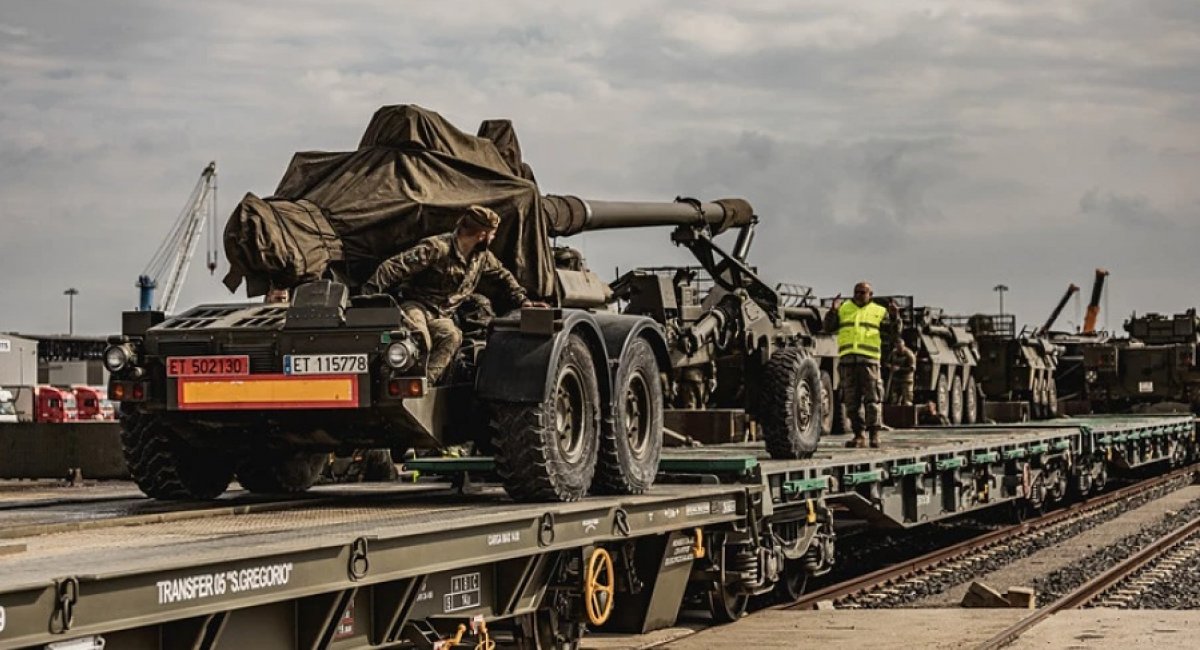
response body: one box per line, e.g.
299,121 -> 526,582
236,452 -> 328,494
964,375 -> 979,424
948,375 -> 964,425
1046,377 -> 1059,417
494,334 -> 602,502
759,348 -> 823,459
818,370 -> 835,438
935,373 -> 951,423
593,337 -> 663,496
1030,377 -> 1046,419
120,410 -> 234,500
361,449 -> 399,482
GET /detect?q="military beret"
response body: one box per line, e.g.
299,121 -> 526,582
460,205 -> 501,230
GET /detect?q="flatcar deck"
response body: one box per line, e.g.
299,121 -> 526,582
0,415 -> 1193,650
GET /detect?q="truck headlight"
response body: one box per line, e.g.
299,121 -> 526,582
104,345 -> 131,372
1085,370 -> 1098,383
385,340 -> 419,371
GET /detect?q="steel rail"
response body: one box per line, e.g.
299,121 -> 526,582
789,463 -> 1199,610
975,514 -> 1200,650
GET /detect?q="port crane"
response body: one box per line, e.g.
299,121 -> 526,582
136,162 -> 219,312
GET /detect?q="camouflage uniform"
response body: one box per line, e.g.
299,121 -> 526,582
363,232 -> 527,381
887,345 -> 916,406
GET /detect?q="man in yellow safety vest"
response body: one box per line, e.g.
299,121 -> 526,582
824,281 -> 901,448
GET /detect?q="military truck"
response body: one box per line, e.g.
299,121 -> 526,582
105,106 -> 775,504
945,313 -> 1060,420
610,215 -> 827,456
875,297 -> 980,424
1085,309 -> 1200,413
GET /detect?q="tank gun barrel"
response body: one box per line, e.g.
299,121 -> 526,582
542,195 -> 754,238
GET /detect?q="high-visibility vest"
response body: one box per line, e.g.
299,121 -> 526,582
837,301 -> 888,359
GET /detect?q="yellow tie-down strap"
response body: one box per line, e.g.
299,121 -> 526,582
177,374 -> 359,410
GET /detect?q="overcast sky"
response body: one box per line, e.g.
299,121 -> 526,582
1,1 -> 1197,336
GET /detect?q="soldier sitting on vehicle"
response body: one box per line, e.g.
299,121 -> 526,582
887,338 -> 916,406
362,205 -> 548,382
825,281 -> 902,448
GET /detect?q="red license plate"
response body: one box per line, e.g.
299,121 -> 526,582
166,355 -> 250,377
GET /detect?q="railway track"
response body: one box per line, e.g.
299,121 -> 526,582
976,515 -> 1200,648
787,463 -> 1200,611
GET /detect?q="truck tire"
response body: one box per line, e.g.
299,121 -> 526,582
964,376 -> 979,424
120,410 -> 233,500
1030,377 -> 1046,419
593,337 -> 663,495
819,370 -> 835,438
948,375 -> 964,425
236,452 -> 327,494
935,373 -> 950,423
361,449 -> 399,482
759,348 -> 823,459
1046,378 -> 1059,416
494,333 -> 601,502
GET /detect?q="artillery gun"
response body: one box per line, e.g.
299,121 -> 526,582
1085,309 -> 1200,413
104,105 -> 755,503
945,313 -> 1060,420
611,215 -> 827,458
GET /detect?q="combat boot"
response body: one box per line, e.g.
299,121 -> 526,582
868,429 -> 882,448
845,434 -> 867,449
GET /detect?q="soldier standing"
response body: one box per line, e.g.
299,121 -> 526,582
363,205 -> 547,382
825,282 -> 901,448
887,338 -> 916,406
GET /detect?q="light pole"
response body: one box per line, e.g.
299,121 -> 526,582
993,284 -> 1008,317
64,288 -> 79,335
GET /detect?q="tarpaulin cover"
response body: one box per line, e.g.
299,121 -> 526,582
223,105 -> 554,298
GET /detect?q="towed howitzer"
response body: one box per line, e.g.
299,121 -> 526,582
611,205 -> 826,459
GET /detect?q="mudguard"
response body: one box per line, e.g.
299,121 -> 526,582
475,309 -> 613,404
588,313 -> 671,386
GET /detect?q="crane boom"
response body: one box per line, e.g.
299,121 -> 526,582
1039,283 -> 1080,335
138,162 -> 219,313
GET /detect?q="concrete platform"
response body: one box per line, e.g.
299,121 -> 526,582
585,608 -> 1200,649
1009,609 -> 1200,649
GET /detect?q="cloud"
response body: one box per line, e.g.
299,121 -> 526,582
0,1 -> 1198,336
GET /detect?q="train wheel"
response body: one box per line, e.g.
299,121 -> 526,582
759,348 -> 823,459
774,559 -> 809,603
121,409 -> 233,500
515,596 -> 583,650
707,580 -> 750,623
236,452 -> 328,494
964,376 -> 979,424
593,338 -> 663,495
494,334 -> 601,502
948,375 -> 964,425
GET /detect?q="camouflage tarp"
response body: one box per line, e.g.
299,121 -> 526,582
223,105 -> 554,298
